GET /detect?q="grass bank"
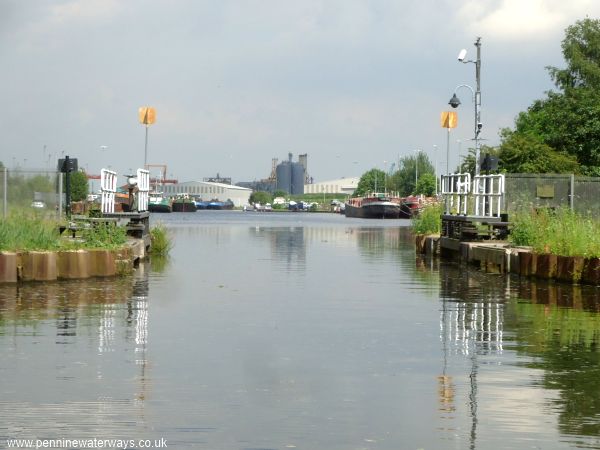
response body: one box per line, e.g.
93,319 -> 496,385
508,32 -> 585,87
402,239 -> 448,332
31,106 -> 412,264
0,213 -> 62,251
0,213 -> 127,252
510,207 -> 600,257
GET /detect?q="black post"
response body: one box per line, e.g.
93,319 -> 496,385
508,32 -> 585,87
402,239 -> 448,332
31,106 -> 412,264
65,155 -> 71,219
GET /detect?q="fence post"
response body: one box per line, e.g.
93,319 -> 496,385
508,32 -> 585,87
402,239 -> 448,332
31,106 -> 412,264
58,173 -> 63,220
570,174 -> 575,211
3,167 -> 7,218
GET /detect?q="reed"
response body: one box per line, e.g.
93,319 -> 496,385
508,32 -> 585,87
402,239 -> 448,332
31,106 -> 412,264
79,223 -> 127,249
510,208 -> 600,257
149,223 -> 172,256
0,213 -> 128,251
0,212 -> 60,251
411,203 -> 442,235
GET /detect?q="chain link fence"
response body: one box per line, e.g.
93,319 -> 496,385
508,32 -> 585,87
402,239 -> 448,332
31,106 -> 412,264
0,168 -> 63,219
504,173 -> 600,216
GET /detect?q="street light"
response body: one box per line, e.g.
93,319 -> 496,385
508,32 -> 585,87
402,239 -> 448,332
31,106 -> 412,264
384,160 -> 387,192
413,149 -> 422,194
449,37 -> 482,175
433,144 -> 438,195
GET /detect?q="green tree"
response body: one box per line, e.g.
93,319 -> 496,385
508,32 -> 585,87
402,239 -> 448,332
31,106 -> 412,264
498,129 -> 580,173
249,191 -> 272,205
68,170 -> 89,202
6,172 -> 55,207
456,147 -> 476,175
353,168 -> 387,197
415,173 -> 436,196
388,153 -> 434,196
548,18 -> 600,90
508,18 -> 600,174
273,189 -> 288,198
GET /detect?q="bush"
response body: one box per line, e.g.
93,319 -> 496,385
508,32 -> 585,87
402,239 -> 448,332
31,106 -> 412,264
80,223 -> 127,249
411,203 -> 442,235
149,223 -> 172,256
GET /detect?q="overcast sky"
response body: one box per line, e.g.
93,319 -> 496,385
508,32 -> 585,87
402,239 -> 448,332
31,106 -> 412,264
1,0 -> 599,183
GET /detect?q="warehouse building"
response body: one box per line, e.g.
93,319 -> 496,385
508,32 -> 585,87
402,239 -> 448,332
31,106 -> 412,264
303,177 -> 359,196
162,181 -> 252,207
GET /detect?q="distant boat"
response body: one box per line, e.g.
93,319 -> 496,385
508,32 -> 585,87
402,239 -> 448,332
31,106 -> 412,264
147,171 -> 172,213
344,193 -> 402,219
400,196 -> 421,218
148,192 -> 172,213
253,202 -> 272,212
172,194 -> 197,212
206,198 -> 234,210
195,199 -> 209,210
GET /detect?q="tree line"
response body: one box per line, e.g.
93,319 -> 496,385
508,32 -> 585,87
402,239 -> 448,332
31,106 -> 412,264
357,17 -> 600,197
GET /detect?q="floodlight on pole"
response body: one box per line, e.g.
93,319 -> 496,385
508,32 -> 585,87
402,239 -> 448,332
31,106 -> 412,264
449,37 -> 482,175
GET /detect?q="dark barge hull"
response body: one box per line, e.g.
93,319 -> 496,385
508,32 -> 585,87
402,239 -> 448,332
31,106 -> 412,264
344,202 -> 401,219
172,202 -> 197,212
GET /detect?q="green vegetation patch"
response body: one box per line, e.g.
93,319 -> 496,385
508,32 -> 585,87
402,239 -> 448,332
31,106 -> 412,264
0,213 -> 129,252
79,223 -> 127,249
510,207 -> 600,257
149,223 -> 173,256
0,212 -> 61,251
411,203 -> 442,235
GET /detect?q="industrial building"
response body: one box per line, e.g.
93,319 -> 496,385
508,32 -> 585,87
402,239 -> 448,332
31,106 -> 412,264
162,181 -> 252,207
236,153 -> 310,194
276,153 -> 306,195
303,177 -> 359,196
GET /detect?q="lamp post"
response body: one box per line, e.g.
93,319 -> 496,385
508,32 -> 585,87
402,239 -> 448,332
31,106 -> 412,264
384,160 -> 387,193
433,144 -> 438,195
449,37 -> 482,175
413,149 -> 421,194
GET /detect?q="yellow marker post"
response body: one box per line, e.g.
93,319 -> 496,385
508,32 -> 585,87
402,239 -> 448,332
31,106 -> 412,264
139,107 -> 156,168
440,111 -> 457,174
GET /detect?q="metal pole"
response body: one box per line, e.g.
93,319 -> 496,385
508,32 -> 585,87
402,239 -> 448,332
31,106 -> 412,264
144,125 -> 149,169
415,155 -> 417,189
415,151 -> 419,193
474,37 -> 482,176
570,173 -> 575,211
446,128 -> 450,175
3,167 -> 7,218
434,145 -> 438,195
65,155 -> 71,219
58,172 -> 63,220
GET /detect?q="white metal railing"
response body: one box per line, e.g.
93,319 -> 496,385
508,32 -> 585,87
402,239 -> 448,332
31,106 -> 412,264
100,169 -> 117,213
441,173 -> 471,215
473,174 -> 504,218
136,169 -> 150,212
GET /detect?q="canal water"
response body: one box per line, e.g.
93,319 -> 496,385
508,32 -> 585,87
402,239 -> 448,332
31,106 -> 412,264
2,211 -> 600,449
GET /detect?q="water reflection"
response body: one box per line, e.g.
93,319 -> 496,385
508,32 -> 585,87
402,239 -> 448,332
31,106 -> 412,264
433,259 -> 600,448
353,227 -> 401,257
5,211 -> 600,449
0,265 -> 153,442
438,264 -> 506,450
249,226 -> 306,272
505,281 -> 600,440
